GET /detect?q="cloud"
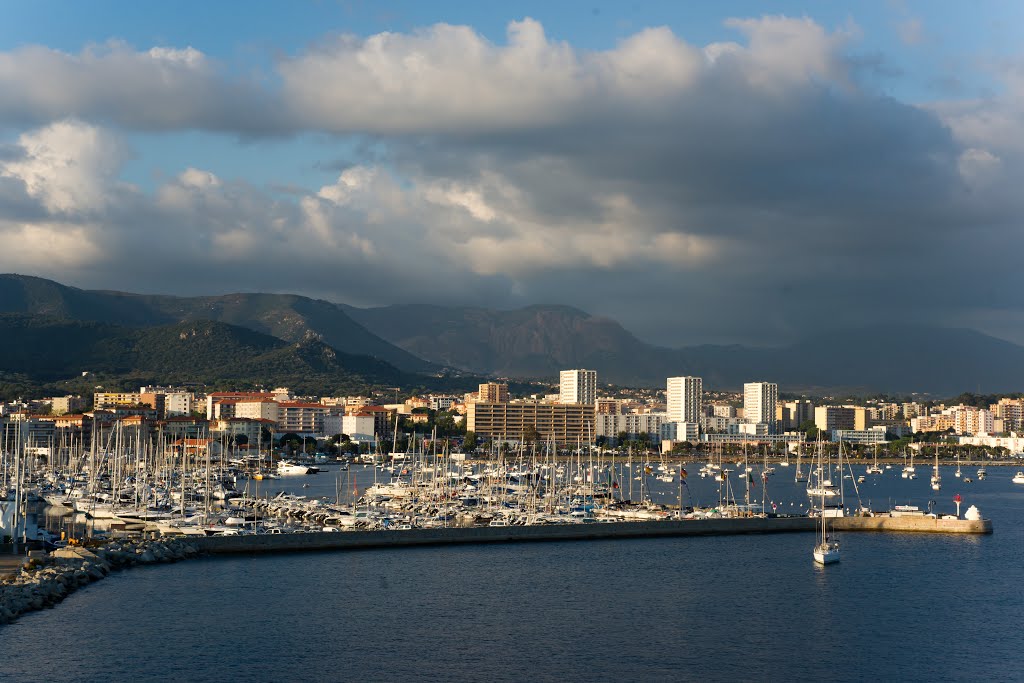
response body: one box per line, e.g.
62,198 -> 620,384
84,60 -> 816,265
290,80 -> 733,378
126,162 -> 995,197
0,120 -> 128,213
0,18 -> 1022,348
0,42 -> 281,133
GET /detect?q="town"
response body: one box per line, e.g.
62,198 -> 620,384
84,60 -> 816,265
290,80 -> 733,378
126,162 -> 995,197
3,370 -> 1022,461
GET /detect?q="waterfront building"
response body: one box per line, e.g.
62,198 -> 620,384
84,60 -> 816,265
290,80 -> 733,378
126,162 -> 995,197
832,426 -> 888,445
743,382 -> 778,432
560,369 -> 598,406
210,418 -> 267,444
959,434 -> 1024,453
466,401 -> 595,445
276,402 -> 330,437
702,433 -> 803,447
666,376 -> 702,424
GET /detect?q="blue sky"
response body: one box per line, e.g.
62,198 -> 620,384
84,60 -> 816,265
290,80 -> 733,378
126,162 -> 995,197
0,2 -> 1022,346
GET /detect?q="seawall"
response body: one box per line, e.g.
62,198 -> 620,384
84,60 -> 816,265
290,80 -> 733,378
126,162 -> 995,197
188,517 -> 816,554
834,516 -> 992,534
184,513 -> 990,555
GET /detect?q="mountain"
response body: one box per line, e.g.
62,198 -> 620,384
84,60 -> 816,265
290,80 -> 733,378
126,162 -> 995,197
4,275 -> 1023,394
0,274 -> 434,373
0,313 -> 409,395
344,304 -> 1024,395
341,303 -> 675,382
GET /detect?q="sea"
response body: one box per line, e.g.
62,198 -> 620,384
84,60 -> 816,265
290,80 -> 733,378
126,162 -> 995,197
4,461 -> 1023,683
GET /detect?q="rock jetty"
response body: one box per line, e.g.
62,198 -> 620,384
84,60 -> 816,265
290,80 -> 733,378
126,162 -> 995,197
0,539 -> 200,625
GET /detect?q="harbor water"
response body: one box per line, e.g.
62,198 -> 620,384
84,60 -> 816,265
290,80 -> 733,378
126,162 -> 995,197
4,463 -> 1023,682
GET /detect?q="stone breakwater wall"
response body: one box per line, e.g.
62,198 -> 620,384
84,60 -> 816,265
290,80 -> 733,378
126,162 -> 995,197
0,539 -> 200,626
188,517 -> 819,555
834,516 -> 992,534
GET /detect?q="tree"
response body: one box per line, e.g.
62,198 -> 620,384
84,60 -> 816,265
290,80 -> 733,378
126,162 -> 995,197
799,420 -> 821,441
463,431 -> 477,453
522,425 -> 540,445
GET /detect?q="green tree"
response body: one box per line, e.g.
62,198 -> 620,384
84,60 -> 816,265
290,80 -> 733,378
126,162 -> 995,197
463,431 -> 477,453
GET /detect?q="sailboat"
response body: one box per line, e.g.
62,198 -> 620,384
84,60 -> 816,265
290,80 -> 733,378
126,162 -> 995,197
866,443 -> 883,475
902,448 -> 917,479
812,436 -> 840,565
930,446 -> 942,491
955,451 -> 962,478
794,441 -> 807,483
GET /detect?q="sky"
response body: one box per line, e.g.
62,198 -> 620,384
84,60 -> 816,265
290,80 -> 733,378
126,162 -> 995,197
1,1 -> 1023,348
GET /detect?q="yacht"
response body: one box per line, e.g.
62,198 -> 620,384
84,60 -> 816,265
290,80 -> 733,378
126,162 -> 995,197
1012,471 -> 1024,485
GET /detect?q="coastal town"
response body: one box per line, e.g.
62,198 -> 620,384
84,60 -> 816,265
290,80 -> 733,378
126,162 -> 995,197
2,370 -> 1023,460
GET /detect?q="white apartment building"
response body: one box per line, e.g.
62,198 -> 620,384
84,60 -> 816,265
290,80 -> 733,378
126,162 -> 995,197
559,369 -> 598,405
165,392 -> 194,417
660,421 -> 700,442
666,376 -> 702,424
744,382 -> 778,431
593,412 -> 666,441
235,400 -> 280,423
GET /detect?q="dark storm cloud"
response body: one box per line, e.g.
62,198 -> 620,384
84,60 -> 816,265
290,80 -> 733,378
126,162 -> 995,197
0,18 -> 1022,345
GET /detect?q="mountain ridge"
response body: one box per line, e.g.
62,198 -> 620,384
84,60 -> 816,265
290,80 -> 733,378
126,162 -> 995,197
3,274 -> 1024,394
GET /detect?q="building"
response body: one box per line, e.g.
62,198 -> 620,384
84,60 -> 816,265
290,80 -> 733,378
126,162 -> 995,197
666,376 -> 702,424
743,382 -> 778,431
466,401 -> 595,445
50,395 -> 86,416
660,421 -> 700,443
954,407 -> 994,436
210,418 -> 267,445
93,392 -> 141,410
559,369 -> 598,406
593,412 -> 667,441
276,402 -> 330,436
782,400 -> 814,430
476,383 -> 509,404
959,435 -> 1024,453
235,400 -> 280,424
991,398 -> 1023,431
205,392 -> 277,420
814,406 -> 868,433
711,404 -> 737,418
596,398 -> 626,415
164,393 -> 194,417
428,395 -> 458,412
832,426 -> 888,445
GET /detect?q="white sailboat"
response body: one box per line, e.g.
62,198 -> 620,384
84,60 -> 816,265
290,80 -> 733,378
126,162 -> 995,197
866,443 -> 883,475
794,441 -> 807,483
812,436 -> 839,565
930,446 -> 942,491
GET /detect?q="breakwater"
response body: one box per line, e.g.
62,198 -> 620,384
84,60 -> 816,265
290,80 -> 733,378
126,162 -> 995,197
186,513 -> 991,556
0,539 -> 199,625
835,516 -> 992,534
